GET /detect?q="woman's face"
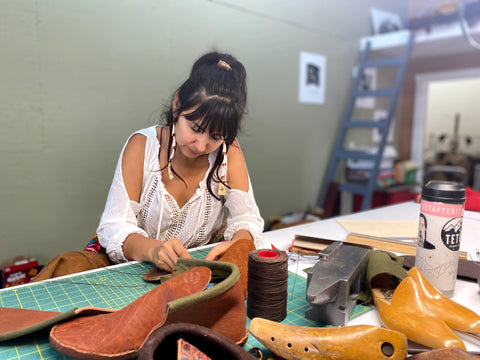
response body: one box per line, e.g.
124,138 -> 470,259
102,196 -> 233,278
174,110 -> 224,159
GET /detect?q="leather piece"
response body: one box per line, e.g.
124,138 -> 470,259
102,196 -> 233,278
49,266 -> 212,360
33,251 -> 111,282
0,308 -> 77,341
0,306 -> 113,342
177,338 -> 211,360
356,250 -> 407,304
143,238 -> 255,300
49,258 -> 248,359
166,259 -> 239,312
164,259 -> 248,345
138,323 -> 257,360
218,238 -> 256,299
142,267 -> 170,282
406,347 -> 480,359
164,279 -> 247,345
367,250 -> 407,290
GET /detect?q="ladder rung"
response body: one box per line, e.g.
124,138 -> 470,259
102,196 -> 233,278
336,150 -> 377,161
355,88 -> 395,97
361,56 -> 405,68
339,182 -> 370,194
346,120 -> 386,128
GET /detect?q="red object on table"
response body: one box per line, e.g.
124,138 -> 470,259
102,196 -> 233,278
2,256 -> 39,288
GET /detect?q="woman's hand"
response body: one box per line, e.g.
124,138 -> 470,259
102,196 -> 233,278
149,238 -> 191,271
205,230 -> 254,261
205,241 -> 233,261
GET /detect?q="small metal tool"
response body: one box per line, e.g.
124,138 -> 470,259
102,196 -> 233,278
305,241 -> 370,326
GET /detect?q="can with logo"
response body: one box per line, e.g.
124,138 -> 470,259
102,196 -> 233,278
414,180 -> 466,297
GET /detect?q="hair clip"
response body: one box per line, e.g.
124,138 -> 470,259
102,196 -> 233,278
217,59 -> 232,71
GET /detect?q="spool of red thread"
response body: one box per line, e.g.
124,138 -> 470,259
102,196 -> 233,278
247,249 -> 288,322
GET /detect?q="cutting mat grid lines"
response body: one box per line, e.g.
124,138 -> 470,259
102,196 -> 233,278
0,262 -> 157,312
0,248 -> 372,359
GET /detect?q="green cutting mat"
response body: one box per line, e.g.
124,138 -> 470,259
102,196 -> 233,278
0,248 -> 372,359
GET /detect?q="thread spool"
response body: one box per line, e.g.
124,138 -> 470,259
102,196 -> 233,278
247,249 -> 288,322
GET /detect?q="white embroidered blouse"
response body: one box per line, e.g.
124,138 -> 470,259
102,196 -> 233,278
97,126 -> 264,263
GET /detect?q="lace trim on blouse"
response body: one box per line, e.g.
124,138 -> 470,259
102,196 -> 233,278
195,191 -> 212,246
139,176 -> 159,228
163,194 -> 193,243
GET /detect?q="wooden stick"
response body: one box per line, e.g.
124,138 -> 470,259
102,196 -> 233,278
346,233 -> 468,260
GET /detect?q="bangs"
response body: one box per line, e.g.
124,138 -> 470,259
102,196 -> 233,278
184,97 -> 239,144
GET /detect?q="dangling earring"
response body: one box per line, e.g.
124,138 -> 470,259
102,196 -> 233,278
167,123 -> 176,180
218,141 -> 228,196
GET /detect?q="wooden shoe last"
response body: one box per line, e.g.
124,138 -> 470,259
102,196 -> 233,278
372,276 -> 466,350
408,267 -> 480,334
248,317 -> 408,360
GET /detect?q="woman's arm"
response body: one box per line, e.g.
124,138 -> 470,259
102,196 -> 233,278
98,132 -> 190,270
121,134 -> 191,270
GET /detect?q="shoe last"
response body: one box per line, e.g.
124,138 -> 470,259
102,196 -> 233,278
248,317 -> 408,360
372,276 -> 466,350
408,267 -> 480,334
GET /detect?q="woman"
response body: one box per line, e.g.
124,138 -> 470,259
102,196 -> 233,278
96,51 -> 264,271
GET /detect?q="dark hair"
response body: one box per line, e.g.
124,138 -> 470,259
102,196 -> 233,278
419,213 -> 427,227
162,51 -> 247,199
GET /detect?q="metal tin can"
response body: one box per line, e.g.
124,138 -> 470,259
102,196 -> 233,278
414,180 -> 466,297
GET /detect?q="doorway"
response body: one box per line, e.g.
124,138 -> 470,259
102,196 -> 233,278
411,67 -> 480,184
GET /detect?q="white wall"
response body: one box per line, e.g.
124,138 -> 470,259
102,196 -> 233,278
0,0 -> 407,264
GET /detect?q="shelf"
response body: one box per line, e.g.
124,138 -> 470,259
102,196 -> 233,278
360,22 -> 480,59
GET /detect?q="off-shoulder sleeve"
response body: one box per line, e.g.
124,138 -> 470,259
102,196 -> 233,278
223,178 -> 264,248
96,140 -> 149,263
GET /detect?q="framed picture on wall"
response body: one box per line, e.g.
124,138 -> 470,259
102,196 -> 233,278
370,8 -> 403,34
298,51 -> 326,105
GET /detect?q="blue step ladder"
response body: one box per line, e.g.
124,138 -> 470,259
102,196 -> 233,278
318,33 -> 415,212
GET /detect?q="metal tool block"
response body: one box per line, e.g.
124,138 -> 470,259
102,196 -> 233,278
305,241 -> 370,326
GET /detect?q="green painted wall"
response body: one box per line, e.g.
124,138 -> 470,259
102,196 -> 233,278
0,1 -> 407,265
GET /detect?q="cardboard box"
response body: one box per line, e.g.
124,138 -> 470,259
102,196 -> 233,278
2,255 -> 39,288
